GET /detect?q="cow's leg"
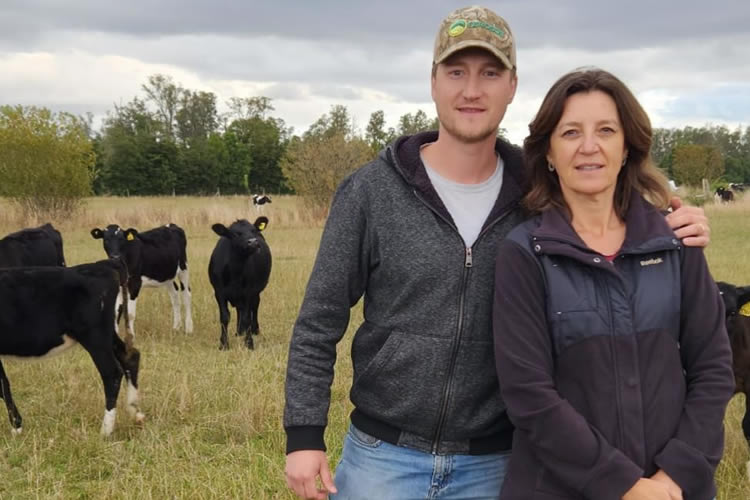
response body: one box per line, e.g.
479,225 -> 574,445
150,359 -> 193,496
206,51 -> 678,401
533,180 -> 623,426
249,293 -> 261,336
83,346 -> 123,436
235,305 -> 244,336
166,280 -> 181,331
113,336 -> 145,424
215,291 -> 231,350
128,280 -> 142,338
178,266 -> 193,334
0,361 -> 22,434
240,299 -> 254,349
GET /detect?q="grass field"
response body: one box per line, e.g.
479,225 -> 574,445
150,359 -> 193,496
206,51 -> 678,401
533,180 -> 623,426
0,194 -> 748,499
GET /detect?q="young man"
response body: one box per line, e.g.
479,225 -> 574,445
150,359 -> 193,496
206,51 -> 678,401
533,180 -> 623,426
284,6 -> 710,500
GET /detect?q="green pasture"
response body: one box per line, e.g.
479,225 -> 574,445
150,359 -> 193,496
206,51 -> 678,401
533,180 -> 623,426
0,194 -> 748,499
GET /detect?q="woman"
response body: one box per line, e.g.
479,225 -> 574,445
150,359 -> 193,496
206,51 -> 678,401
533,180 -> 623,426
492,68 -> 734,500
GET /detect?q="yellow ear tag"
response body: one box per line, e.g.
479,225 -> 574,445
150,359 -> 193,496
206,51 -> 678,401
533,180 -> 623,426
127,233 -> 135,241
740,302 -> 750,317
257,222 -> 266,231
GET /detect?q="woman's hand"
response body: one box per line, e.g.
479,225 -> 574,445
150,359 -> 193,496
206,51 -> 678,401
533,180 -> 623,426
622,478 -> 672,500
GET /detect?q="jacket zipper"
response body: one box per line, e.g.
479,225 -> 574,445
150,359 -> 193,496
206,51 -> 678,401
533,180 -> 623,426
601,275 -> 626,449
412,189 -> 514,453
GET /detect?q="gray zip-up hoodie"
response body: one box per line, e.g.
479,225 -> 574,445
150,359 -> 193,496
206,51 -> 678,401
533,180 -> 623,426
284,131 -> 527,455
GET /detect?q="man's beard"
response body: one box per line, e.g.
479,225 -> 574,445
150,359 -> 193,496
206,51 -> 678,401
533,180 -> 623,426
438,114 -> 498,144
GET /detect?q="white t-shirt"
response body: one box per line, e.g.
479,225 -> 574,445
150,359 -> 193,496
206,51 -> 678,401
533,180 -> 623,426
421,153 -> 504,247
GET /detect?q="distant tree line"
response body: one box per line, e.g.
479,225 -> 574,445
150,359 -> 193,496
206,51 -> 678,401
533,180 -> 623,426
652,125 -> 750,188
1,73 -> 749,216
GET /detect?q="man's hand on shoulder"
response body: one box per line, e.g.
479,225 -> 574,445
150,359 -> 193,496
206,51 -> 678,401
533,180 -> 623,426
285,450 -> 337,500
665,196 -> 710,248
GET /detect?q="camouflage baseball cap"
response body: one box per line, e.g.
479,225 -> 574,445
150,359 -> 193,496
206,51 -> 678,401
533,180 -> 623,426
433,6 -> 516,70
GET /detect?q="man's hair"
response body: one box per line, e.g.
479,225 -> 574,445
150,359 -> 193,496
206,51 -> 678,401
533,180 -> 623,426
523,67 -> 670,217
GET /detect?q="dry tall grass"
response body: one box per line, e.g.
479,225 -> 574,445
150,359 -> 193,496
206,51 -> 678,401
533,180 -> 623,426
0,194 -> 748,499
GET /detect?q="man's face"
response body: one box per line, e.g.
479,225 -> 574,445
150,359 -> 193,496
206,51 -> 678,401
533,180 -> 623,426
431,48 -> 517,144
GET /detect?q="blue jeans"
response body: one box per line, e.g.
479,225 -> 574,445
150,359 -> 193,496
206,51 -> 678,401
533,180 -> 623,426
330,424 -> 510,500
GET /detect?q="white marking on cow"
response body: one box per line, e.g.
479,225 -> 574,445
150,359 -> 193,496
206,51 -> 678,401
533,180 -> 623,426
114,290 -> 124,334
125,382 -> 146,424
123,297 -> 137,337
126,382 -> 139,416
100,408 -> 116,436
178,267 -> 193,334
11,426 -> 22,435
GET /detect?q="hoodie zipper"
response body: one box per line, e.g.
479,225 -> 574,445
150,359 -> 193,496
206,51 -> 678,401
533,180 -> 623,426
412,188 -> 516,454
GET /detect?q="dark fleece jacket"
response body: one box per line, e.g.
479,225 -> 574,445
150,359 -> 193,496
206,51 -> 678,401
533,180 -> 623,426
493,194 -> 734,500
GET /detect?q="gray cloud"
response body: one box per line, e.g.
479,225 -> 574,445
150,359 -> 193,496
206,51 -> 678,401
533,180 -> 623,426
1,1 -> 748,141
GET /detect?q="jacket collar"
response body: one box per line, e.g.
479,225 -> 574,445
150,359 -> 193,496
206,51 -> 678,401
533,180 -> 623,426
382,131 -> 526,232
532,191 -> 680,258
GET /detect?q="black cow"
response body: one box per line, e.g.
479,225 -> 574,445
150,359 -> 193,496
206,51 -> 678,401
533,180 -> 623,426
90,223 -> 193,337
0,259 -> 144,436
0,223 -> 65,267
208,217 -> 272,350
717,281 -> 750,477
716,187 -> 735,203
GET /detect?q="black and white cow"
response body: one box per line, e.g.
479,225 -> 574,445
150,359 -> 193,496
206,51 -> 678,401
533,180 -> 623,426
90,223 -> 193,336
0,223 -> 65,267
0,259 -> 144,436
717,281 -> 750,477
715,187 -> 735,203
208,217 -> 272,350
252,194 -> 272,214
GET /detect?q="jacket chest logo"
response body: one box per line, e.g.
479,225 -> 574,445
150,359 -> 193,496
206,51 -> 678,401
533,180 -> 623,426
639,257 -> 663,267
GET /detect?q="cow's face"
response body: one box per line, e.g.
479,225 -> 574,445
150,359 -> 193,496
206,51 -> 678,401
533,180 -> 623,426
717,281 -> 750,319
212,217 -> 269,256
90,225 -> 138,259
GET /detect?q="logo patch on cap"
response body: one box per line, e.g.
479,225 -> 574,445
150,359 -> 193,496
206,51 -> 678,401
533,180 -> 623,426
448,19 -> 467,37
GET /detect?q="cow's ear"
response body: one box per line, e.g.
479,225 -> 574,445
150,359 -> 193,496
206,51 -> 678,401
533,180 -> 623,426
125,228 -> 138,241
212,223 -> 229,237
91,228 -> 104,239
738,287 -> 750,317
254,216 -> 269,232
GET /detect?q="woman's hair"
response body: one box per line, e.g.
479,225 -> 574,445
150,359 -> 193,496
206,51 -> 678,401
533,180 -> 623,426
523,67 -> 670,217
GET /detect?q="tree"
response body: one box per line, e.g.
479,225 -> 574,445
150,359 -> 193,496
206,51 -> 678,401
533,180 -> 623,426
175,90 -> 219,144
672,144 -> 724,187
97,98 -> 177,195
397,110 -> 436,136
365,110 -> 396,153
281,130 -> 371,210
141,74 -> 182,141
0,105 -> 94,217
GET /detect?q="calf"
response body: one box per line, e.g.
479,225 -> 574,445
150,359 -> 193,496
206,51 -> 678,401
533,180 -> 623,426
717,281 -> 750,477
0,223 -> 65,267
715,187 -> 735,203
209,217 -> 271,350
252,194 -> 272,213
91,223 -> 193,336
0,259 -> 144,436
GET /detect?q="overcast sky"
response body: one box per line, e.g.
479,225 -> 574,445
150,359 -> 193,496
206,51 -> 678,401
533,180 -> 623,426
2,1 -> 749,145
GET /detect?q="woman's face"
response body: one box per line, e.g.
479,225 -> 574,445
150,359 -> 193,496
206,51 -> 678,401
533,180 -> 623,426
546,90 -> 627,202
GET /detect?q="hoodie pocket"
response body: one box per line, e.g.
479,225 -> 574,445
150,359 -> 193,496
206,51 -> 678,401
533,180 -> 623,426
350,328 -> 454,432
